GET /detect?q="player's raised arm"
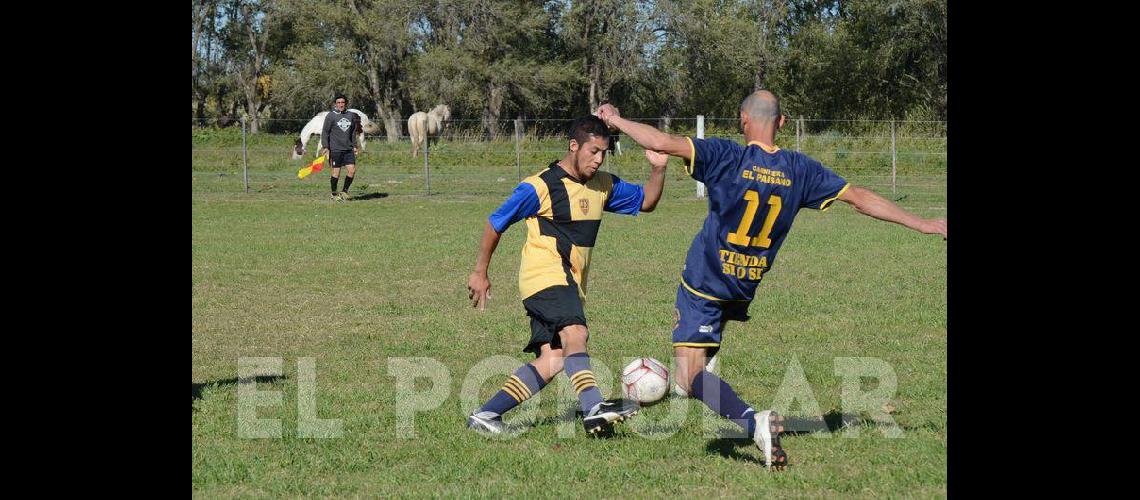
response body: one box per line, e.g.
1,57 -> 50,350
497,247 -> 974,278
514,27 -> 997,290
838,185 -> 947,239
597,104 -> 692,162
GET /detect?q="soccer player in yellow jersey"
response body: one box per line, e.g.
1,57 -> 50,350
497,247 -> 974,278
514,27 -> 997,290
466,115 -> 668,435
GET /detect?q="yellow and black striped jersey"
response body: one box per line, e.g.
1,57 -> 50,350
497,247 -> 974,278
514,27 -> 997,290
488,162 -> 645,300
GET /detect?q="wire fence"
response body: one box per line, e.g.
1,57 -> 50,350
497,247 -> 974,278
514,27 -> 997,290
192,116 -> 946,210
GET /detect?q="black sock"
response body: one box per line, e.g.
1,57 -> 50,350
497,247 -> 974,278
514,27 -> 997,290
330,176 -> 339,193
342,176 -> 354,192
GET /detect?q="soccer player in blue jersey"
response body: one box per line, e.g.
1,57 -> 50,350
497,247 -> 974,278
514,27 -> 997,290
596,92 -> 946,469
465,116 -> 670,436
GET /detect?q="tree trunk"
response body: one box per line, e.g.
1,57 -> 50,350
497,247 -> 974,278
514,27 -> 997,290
366,62 -> 402,143
215,92 -> 227,127
380,82 -> 402,142
196,97 -> 207,127
242,78 -> 261,134
375,100 -> 402,143
237,3 -> 270,134
192,4 -> 206,126
588,72 -> 598,112
659,101 -> 678,133
482,84 -> 504,140
245,105 -> 260,133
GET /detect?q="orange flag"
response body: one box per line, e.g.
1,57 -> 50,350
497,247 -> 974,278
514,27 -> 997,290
297,155 -> 327,179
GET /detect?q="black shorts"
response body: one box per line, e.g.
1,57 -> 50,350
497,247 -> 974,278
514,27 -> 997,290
330,150 -> 356,168
522,285 -> 587,355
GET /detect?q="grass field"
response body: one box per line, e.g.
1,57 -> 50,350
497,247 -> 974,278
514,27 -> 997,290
192,132 -> 947,497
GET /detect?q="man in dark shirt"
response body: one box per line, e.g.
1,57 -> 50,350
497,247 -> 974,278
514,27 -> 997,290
319,94 -> 362,201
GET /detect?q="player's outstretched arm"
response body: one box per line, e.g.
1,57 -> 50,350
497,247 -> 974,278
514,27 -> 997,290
640,150 -> 669,212
838,185 -> 947,239
468,221 -> 503,311
597,104 -> 691,162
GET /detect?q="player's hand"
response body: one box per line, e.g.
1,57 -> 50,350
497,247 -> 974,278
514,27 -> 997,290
921,218 -> 947,240
467,272 -> 491,311
644,149 -> 669,170
596,103 -> 620,129
353,147 -> 359,155
319,148 -> 329,158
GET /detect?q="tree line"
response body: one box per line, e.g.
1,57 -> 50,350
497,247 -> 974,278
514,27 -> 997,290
191,0 -> 946,137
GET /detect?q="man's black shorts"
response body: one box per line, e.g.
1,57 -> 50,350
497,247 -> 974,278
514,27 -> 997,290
521,285 -> 587,355
330,149 -> 356,168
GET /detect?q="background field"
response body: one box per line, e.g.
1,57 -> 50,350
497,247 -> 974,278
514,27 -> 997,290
192,126 -> 946,497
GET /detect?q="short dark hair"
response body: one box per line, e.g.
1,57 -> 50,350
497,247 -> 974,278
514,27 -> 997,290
568,115 -> 611,146
334,94 -> 347,103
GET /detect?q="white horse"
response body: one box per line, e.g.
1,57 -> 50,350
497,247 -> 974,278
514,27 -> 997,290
291,108 -> 381,159
407,104 -> 451,158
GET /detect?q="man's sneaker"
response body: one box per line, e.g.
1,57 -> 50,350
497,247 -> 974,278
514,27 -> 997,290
583,398 -> 639,434
754,410 -> 788,470
330,192 -> 342,201
467,411 -> 504,435
339,191 -> 352,200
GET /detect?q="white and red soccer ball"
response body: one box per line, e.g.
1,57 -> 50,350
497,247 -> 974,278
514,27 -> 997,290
621,357 -> 669,404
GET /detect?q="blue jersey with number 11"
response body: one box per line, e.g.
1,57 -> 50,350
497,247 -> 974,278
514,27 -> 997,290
680,137 -> 849,302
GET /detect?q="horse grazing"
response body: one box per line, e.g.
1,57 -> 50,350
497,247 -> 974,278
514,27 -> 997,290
291,108 -> 382,159
407,104 -> 451,158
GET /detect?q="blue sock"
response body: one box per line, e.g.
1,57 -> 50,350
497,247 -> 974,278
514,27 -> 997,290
564,353 -> 604,414
479,364 -> 547,417
691,370 -> 757,437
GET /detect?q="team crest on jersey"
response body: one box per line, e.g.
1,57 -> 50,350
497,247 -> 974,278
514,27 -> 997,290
337,117 -> 352,131
579,198 -> 589,215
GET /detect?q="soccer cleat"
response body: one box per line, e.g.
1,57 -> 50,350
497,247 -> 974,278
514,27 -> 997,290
467,411 -> 505,435
754,410 -> 788,470
339,191 -> 352,200
582,398 -> 639,435
330,192 -> 342,201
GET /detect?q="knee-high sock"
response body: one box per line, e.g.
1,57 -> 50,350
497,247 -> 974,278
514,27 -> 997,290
690,370 -> 757,437
478,364 -> 547,417
564,352 -> 604,414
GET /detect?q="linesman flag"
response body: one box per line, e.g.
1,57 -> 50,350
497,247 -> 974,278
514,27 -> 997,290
297,155 -> 327,179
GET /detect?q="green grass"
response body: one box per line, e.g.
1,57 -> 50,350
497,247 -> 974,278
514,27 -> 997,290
192,137 -> 946,497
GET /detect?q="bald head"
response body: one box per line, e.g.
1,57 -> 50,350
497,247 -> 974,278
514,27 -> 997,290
740,90 -> 781,122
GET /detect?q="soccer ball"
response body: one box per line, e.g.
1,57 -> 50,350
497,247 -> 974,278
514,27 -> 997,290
621,357 -> 669,404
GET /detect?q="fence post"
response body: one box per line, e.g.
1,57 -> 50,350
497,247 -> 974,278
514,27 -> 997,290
515,118 -> 522,183
890,120 -> 897,195
795,116 -> 801,151
696,115 -> 706,199
242,116 -> 249,193
424,136 -> 431,196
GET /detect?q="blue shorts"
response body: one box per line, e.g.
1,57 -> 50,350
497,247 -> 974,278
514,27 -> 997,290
672,282 -> 751,357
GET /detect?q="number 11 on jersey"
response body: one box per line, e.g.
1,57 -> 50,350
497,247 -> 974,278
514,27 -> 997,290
726,190 -> 782,248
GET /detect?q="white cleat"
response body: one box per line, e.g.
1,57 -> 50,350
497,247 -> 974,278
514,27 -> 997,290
466,411 -> 505,435
754,410 -> 787,470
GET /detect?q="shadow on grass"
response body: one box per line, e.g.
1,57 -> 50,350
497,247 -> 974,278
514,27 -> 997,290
707,409 -> 930,462
349,192 -> 389,201
501,403 -> 626,439
192,375 -> 287,410
705,437 -> 767,464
